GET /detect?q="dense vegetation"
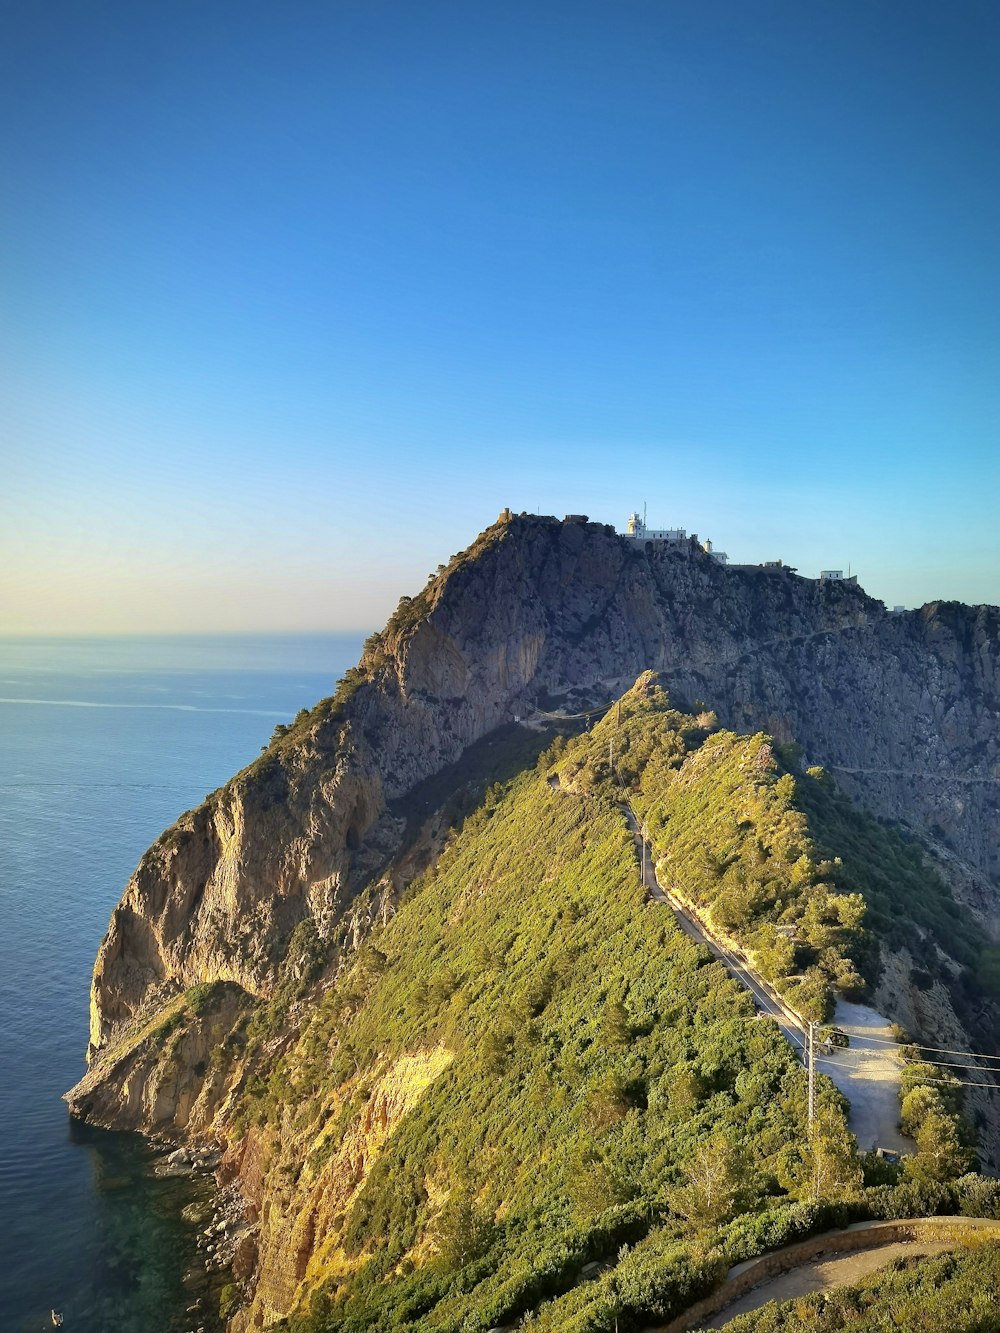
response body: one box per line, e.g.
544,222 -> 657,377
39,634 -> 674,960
719,1238 -> 1000,1331
561,678 -> 993,1030
220,675 -> 990,1332
235,682 -> 864,1332
557,682 -> 870,1022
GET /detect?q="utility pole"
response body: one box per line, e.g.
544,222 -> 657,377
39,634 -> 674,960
806,1020 -> 822,1198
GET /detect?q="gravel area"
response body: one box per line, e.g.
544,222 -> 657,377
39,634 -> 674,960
819,1001 -> 914,1154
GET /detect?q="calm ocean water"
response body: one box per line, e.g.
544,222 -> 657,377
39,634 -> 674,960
0,634 -> 365,1332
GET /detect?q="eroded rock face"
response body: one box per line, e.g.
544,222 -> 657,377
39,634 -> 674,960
86,743 -> 392,1054
373,516 -> 998,881
68,982 -> 251,1136
226,1046 -> 454,1333
81,514 -> 1000,1082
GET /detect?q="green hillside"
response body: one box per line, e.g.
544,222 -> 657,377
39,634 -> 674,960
565,676 -> 992,1028
219,675 -> 991,1332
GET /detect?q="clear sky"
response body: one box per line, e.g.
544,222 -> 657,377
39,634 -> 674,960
2,0 -> 998,633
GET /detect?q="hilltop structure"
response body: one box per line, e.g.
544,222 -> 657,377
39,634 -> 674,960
622,510 -> 729,563
619,510 -> 866,584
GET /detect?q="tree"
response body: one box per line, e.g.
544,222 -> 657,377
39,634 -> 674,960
667,1063 -> 704,1117
434,1184 -> 495,1271
754,932 -> 796,983
900,1084 -> 938,1138
782,970 -> 831,1023
480,1024 -> 515,1074
668,1135 -> 755,1228
802,1106 -> 863,1199
905,1108 -> 976,1184
584,1072 -> 631,1131
600,998 -> 633,1050
567,1148 -> 634,1220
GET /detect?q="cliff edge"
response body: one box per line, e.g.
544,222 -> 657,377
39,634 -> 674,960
75,513 -> 1000,1087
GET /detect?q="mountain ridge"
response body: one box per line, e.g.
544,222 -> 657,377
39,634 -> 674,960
78,512 -> 999,1069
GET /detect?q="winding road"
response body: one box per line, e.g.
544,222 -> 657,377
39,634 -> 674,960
622,807 -> 911,1153
622,805 -> 807,1058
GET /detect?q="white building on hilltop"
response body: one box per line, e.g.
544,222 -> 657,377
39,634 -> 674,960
624,512 -> 687,542
819,568 -> 860,585
702,538 -> 728,565
623,512 -> 728,564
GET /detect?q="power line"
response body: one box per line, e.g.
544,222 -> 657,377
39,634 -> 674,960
900,1055 -> 1000,1073
838,1042 -> 1000,1073
905,1074 -> 1000,1091
828,1047 -> 1000,1075
815,1059 -> 1000,1091
836,1030 -> 1000,1063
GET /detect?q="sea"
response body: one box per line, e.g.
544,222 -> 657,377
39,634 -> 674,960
0,634 -> 366,1332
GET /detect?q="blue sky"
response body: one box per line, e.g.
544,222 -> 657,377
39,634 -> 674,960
2,0 -> 998,632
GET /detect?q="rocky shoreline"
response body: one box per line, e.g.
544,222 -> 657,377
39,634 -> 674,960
149,1141 -> 255,1333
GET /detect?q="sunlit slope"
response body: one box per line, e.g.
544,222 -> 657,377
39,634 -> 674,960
565,680 -> 993,1030
218,674 -> 989,1332
239,688 -> 826,1330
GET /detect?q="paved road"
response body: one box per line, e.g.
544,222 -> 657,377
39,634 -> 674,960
623,809 -> 911,1150
621,806 -> 806,1059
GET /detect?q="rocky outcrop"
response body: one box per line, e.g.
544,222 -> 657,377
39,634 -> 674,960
225,1046 -> 453,1332
68,981 -> 252,1135
76,512 -> 1000,1107
85,735 -> 396,1054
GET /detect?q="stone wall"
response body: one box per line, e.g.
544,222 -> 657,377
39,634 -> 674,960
661,1216 -> 1000,1332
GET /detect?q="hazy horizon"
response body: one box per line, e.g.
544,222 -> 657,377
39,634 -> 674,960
3,501 -> 998,636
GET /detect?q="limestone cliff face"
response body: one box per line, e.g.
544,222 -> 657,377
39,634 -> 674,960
370,515 -> 998,884
86,741 -> 393,1054
80,513 -> 1000,1082
69,982 -> 251,1136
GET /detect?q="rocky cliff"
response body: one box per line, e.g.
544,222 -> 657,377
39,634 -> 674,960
74,512 -> 1000,1090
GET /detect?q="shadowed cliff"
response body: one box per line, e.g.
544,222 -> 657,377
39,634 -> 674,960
80,513 -> 1000,1062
